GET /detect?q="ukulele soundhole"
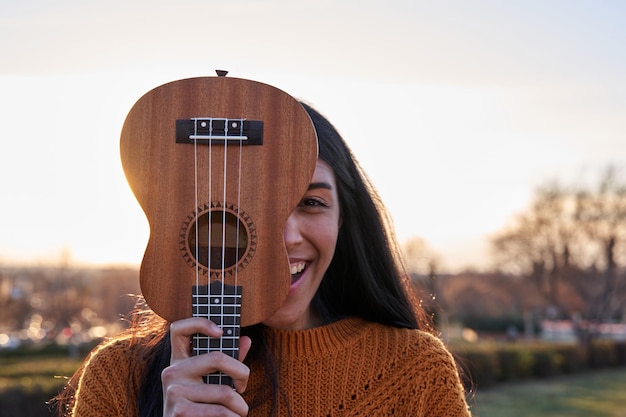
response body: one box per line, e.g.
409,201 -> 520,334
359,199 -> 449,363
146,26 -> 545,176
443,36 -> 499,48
180,202 -> 257,276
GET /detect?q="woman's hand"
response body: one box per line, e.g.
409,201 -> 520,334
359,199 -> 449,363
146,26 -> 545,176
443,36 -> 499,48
162,317 -> 252,416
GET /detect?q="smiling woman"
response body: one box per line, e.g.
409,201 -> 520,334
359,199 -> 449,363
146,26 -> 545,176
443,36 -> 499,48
263,160 -> 341,331
56,78 -> 472,417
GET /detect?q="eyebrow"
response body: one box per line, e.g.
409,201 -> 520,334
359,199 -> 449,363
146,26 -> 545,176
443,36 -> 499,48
308,182 -> 333,191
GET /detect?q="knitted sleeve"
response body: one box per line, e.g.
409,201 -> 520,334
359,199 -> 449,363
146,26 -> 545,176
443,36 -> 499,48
71,336 -> 141,417
404,331 -> 471,417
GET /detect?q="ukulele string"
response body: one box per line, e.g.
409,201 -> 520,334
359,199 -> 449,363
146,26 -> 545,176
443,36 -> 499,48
207,119 -> 213,289
221,121 -> 228,290
232,121 -> 243,376
235,120 -> 243,293
193,119 -> 200,296
220,120 -> 230,385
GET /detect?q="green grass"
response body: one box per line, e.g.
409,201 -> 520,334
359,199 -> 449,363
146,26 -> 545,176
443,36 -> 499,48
0,355 -> 82,392
472,368 -> 626,417
0,354 -> 83,417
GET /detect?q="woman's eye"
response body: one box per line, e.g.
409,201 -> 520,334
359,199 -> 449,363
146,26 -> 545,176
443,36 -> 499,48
300,197 -> 327,207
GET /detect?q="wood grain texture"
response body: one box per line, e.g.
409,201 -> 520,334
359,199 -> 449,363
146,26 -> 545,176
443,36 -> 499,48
120,76 -> 318,325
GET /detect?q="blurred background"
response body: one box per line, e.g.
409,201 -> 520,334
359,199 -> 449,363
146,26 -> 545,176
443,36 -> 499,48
1,1 -> 625,416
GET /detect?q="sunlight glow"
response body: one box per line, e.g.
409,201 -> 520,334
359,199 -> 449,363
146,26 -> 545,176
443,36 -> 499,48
1,1 -> 625,272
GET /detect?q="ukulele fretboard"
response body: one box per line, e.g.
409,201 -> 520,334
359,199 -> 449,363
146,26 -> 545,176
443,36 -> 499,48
192,281 -> 242,386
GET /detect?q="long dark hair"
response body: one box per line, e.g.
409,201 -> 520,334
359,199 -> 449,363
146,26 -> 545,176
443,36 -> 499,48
57,102 -> 433,417
301,102 -> 430,331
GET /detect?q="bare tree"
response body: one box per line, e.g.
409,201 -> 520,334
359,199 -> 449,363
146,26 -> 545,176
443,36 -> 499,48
492,166 -> 626,331
491,183 -> 575,317
402,237 -> 441,315
402,237 -> 439,278
573,166 -> 626,322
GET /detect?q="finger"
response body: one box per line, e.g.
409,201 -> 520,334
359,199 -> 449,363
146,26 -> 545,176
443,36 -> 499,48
233,336 -> 252,394
163,351 -> 250,386
164,382 -> 249,417
166,402 -> 246,417
169,318 -> 223,362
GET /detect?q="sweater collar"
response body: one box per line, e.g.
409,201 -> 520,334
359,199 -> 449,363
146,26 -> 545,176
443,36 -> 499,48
263,317 -> 370,358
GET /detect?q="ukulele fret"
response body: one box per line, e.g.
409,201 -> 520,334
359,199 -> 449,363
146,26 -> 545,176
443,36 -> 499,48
176,118 -> 263,145
192,282 -> 242,386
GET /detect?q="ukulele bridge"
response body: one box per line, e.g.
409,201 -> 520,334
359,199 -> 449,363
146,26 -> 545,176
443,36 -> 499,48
176,118 -> 263,145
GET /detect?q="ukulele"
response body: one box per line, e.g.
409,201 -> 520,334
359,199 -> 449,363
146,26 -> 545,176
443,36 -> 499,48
120,73 -> 318,384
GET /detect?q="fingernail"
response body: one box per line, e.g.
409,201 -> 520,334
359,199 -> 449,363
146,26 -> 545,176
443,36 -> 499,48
210,322 -> 223,335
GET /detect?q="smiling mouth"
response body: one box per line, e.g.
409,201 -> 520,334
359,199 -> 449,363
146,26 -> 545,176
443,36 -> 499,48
290,261 -> 307,284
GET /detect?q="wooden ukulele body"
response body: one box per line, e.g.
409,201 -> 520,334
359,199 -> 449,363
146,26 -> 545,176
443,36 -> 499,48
120,76 -> 318,327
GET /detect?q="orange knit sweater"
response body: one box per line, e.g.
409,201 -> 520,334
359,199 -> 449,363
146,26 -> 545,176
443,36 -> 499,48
71,318 -> 471,416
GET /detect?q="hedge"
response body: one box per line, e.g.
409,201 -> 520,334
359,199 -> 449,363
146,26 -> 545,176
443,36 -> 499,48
452,339 -> 626,389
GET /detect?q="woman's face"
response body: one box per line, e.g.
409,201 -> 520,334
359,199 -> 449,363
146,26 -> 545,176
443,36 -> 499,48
263,160 -> 341,330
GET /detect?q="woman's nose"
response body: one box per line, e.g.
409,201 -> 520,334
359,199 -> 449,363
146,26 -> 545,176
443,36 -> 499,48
283,213 -> 303,248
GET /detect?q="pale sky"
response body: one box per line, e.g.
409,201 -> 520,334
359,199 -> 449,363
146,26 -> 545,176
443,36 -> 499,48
1,0 -> 625,272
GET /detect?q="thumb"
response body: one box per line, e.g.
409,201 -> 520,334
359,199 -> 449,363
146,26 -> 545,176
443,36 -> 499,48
238,336 -> 252,362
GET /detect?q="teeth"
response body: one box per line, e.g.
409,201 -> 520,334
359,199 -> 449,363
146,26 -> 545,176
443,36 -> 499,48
290,262 -> 306,275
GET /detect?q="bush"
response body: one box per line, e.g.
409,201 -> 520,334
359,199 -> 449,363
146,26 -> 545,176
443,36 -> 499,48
0,386 -> 59,417
497,346 -> 534,380
0,340 -> 99,360
552,343 -> 587,373
456,344 -> 500,388
452,339 -> 626,388
616,342 -> 626,366
461,315 -> 527,334
0,353 -> 84,417
588,339 -> 620,368
529,346 -> 560,378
